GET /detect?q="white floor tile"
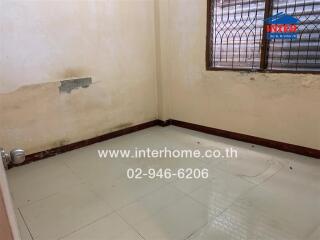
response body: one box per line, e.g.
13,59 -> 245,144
61,213 -> 142,240
134,196 -> 212,240
15,209 -> 32,240
19,184 -> 112,240
62,150 -> 126,189
307,225 -> 320,240
189,200 -> 299,240
8,157 -> 81,207
172,163 -> 215,194
189,170 -> 254,216
90,176 -> 167,210
172,177 -> 212,194
236,165 -> 320,238
216,149 -> 283,184
7,126 -> 320,240
118,184 -> 185,225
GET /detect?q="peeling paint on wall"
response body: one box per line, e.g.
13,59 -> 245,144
0,0 -> 158,154
59,78 -> 92,94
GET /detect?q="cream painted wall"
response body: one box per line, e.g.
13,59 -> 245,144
0,0 -> 158,154
0,0 -> 319,154
159,0 -> 320,150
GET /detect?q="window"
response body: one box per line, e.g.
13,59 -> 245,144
206,0 -> 320,72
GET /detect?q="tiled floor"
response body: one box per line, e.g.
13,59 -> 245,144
7,126 -> 320,240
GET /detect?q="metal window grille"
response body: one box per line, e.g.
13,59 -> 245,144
207,0 -> 320,72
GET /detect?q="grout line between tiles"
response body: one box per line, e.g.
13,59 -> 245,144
183,156 -> 292,240
18,207 -> 34,240
17,191 -> 62,209
183,174 -> 264,239
11,126 -> 313,240
61,159 -> 94,185
115,211 -> 147,240
116,183 -> 188,226
113,182 -> 192,240
111,179 -> 172,211
16,180 -> 85,209
57,211 -> 116,240
60,159 -> 126,209
305,224 -> 320,240
185,158 -> 283,240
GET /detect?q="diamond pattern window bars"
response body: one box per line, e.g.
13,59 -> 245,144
206,0 -> 320,72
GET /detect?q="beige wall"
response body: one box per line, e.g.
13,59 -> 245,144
158,0 -> 320,150
0,0 -> 319,154
0,0 -> 158,154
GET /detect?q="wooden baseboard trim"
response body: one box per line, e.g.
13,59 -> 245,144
14,118 -> 319,168
157,119 -> 172,127
168,119 -> 320,159
14,120 -> 160,167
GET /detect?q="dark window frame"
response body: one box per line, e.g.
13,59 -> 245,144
206,0 -> 320,74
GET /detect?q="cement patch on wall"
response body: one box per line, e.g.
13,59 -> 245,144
0,0 -> 158,154
59,78 -> 92,94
